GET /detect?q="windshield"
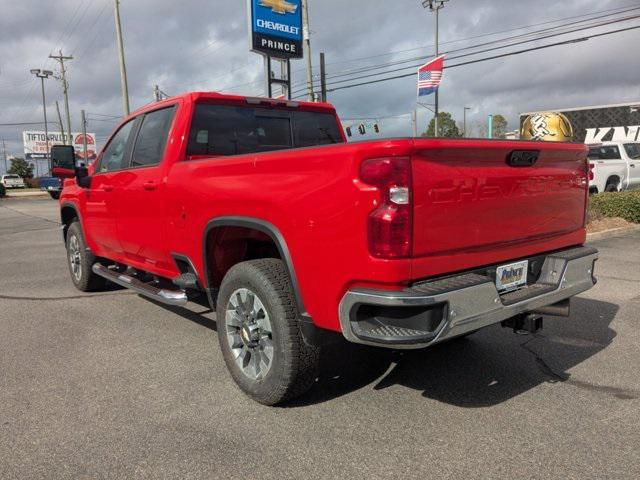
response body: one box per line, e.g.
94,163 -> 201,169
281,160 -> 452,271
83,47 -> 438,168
588,145 -> 621,160
4,175 -> 20,179
624,143 -> 640,159
187,104 -> 343,156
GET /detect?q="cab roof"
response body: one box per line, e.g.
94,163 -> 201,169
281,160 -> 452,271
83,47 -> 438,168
128,91 -> 337,120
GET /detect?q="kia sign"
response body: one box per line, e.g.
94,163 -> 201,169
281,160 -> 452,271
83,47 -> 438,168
248,0 -> 303,59
23,131 -> 97,161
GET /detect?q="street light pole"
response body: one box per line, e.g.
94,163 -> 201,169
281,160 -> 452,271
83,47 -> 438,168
302,0 -> 315,101
30,69 -> 54,174
421,0 -> 449,137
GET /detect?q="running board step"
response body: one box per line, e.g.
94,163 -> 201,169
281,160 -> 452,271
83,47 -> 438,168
173,272 -> 199,290
92,263 -> 188,306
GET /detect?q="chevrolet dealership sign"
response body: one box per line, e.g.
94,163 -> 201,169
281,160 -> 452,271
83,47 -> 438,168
249,0 -> 303,59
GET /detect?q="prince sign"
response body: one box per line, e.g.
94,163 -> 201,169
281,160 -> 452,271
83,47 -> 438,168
249,0 -> 303,59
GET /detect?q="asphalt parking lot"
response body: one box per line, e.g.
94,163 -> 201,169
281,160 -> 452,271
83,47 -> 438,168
1,197 -> 639,479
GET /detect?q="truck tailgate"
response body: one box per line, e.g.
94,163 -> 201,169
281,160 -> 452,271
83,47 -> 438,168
411,139 -> 588,259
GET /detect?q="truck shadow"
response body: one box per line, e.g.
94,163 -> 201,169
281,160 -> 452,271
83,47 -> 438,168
288,297 -> 622,408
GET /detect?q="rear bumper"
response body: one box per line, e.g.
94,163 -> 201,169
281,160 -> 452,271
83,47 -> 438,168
339,246 -> 598,349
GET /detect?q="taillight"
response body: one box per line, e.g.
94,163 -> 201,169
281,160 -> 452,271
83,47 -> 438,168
359,157 -> 412,258
588,163 -> 595,181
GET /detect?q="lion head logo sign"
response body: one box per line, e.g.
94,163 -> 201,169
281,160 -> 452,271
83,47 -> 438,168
521,112 -> 574,142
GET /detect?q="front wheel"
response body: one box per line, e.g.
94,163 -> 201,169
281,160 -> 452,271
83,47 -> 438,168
48,191 -> 60,200
216,259 -> 320,405
65,221 -> 106,292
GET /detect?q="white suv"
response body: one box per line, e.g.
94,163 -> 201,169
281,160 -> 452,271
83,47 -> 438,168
587,142 -> 640,193
1,174 -> 26,189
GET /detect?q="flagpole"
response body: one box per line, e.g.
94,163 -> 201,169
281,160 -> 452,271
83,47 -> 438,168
434,6 -> 439,137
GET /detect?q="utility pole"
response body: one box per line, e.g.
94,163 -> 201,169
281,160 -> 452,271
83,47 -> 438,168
49,51 -> 73,145
421,0 -> 449,137
2,139 -> 7,174
488,114 -> 494,139
81,109 -> 88,163
114,0 -> 130,115
412,109 -> 418,137
153,85 -> 161,102
302,0 -> 315,101
463,106 -> 471,138
319,52 -> 327,102
30,69 -> 53,173
55,101 -> 65,141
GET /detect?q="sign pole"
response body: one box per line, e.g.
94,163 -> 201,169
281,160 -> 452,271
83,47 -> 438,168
248,0 -> 303,98
287,58 -> 292,100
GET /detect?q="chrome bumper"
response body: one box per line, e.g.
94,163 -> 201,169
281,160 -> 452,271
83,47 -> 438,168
339,246 -> 598,349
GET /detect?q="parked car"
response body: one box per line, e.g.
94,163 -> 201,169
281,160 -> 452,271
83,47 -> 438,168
39,176 -> 62,199
52,91 -> 598,405
1,174 -> 26,189
587,141 -> 640,193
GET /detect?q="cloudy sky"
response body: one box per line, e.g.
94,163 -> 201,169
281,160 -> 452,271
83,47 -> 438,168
1,0 -> 639,166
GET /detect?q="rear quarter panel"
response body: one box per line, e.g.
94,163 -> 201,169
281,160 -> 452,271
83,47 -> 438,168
166,140 -> 415,331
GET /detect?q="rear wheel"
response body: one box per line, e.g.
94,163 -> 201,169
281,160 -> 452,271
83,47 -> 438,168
605,179 -> 619,192
216,259 -> 320,405
65,221 -> 106,292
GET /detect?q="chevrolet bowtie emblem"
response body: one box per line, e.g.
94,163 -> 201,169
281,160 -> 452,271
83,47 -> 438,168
259,0 -> 298,14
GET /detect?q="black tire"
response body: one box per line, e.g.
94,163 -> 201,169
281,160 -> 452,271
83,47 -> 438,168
65,221 -> 106,292
216,259 -> 320,405
49,191 -> 61,200
605,180 -> 619,192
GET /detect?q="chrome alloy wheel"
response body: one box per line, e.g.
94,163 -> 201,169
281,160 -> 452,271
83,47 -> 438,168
225,288 -> 274,380
68,234 -> 82,281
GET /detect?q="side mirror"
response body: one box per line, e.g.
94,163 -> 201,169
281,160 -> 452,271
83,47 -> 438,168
51,144 -> 91,188
50,145 -> 76,179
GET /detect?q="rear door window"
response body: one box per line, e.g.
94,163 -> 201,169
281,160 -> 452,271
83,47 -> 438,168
624,143 -> 640,159
588,146 -> 621,160
131,106 -> 176,167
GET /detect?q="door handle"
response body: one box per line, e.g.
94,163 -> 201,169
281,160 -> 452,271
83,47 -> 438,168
630,164 -> 636,168
103,184 -> 114,192
143,181 -> 157,191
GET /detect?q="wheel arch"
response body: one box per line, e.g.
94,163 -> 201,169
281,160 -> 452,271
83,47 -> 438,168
606,175 -> 621,187
202,216 -> 308,320
60,201 -> 82,241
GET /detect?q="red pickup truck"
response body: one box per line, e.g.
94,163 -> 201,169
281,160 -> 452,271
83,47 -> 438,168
52,91 -> 598,405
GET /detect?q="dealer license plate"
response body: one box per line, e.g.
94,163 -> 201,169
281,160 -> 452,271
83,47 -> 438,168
495,260 -> 528,292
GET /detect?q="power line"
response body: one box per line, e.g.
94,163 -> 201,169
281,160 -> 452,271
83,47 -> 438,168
288,3 -> 640,87
0,122 -> 47,126
72,0 -> 111,60
291,12 -> 640,96
308,2 -> 640,72
293,24 -> 640,98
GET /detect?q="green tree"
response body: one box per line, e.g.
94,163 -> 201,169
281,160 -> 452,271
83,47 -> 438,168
422,112 -> 461,138
491,114 -> 509,138
8,157 -> 34,179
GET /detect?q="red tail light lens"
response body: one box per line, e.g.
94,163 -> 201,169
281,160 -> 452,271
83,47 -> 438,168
360,157 -> 412,258
588,163 -> 595,181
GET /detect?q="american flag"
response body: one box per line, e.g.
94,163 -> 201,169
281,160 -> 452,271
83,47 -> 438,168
417,55 -> 445,98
